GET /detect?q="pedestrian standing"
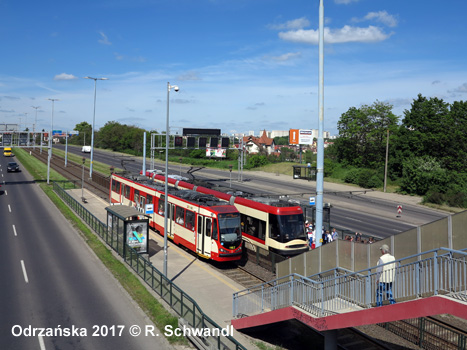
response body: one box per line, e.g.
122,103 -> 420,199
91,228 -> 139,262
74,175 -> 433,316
375,244 -> 397,307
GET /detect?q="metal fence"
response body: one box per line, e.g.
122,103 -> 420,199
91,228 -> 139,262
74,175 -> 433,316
379,317 -> 467,350
53,181 -> 246,350
233,248 -> 467,319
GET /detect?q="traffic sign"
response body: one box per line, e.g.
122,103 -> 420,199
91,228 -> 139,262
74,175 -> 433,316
309,196 -> 316,205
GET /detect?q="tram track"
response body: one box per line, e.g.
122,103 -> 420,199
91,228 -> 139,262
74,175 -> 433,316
29,148 -> 110,201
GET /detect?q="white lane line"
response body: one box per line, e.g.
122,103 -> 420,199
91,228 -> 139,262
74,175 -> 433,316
38,335 -> 46,350
20,260 -> 29,283
8,204 -> 12,212
12,224 -> 17,236
4,190 -> 7,195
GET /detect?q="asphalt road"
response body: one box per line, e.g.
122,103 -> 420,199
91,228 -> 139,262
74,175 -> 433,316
0,155 -> 172,350
58,145 -> 448,239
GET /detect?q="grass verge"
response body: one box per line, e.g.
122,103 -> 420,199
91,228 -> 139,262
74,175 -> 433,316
14,148 -> 187,345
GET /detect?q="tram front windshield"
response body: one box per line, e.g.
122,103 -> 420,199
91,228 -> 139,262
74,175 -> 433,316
270,214 -> 306,243
218,213 -> 242,247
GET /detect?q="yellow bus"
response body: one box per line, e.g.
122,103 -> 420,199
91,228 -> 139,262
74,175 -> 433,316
3,147 -> 12,157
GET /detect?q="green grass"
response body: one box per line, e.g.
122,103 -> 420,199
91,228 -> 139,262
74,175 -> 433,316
13,148 -> 187,345
51,147 -> 123,175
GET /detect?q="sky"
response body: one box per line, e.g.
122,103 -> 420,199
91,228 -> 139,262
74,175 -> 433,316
1,0 -> 466,137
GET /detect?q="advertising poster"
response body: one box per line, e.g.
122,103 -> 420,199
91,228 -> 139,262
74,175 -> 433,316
126,222 -> 148,253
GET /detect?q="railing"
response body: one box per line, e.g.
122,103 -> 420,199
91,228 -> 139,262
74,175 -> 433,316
233,248 -> 467,319
53,182 -> 246,350
379,317 -> 467,350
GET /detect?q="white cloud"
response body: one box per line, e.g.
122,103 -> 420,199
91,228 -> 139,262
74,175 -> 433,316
353,11 -> 398,27
269,52 -> 302,62
279,25 -> 392,44
451,83 -> 467,93
334,0 -> 360,4
269,17 -> 310,30
54,73 -> 78,80
98,31 -> 112,45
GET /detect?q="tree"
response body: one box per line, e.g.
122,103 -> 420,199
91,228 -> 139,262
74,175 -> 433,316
70,121 -> 92,145
335,101 -> 399,168
393,94 -> 467,175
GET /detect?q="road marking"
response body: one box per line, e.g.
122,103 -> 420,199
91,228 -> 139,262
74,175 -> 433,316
8,204 -> 12,212
20,260 -> 29,283
4,190 -> 7,195
38,335 -> 46,350
12,225 -> 17,236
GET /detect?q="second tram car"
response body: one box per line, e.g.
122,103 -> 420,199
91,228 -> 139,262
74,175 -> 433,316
148,173 -> 310,256
110,174 -> 243,262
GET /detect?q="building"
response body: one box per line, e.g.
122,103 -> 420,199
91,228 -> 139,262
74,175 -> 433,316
243,130 -> 275,155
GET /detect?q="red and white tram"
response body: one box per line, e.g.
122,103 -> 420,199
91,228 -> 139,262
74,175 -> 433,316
110,174 -> 243,262
146,173 -> 309,256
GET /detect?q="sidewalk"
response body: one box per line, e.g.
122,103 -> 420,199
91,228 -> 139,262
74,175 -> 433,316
67,188 -> 257,350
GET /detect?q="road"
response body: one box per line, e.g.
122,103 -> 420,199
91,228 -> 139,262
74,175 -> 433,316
59,145 -> 448,239
0,155 -> 172,349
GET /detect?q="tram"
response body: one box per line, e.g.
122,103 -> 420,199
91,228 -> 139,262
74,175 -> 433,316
110,174 -> 243,262
146,172 -> 310,256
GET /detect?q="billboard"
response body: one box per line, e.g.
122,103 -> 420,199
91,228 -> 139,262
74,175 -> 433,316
289,129 -> 313,145
206,148 -> 226,158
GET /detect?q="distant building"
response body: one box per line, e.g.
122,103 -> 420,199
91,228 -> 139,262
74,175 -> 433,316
243,130 -> 275,155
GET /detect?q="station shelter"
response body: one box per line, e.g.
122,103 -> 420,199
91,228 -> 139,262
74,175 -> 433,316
105,205 -> 150,257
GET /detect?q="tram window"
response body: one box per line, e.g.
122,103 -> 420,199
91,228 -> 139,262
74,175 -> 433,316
158,196 -> 165,216
185,210 -> 195,231
116,181 -> 121,194
269,215 -> 281,239
175,207 -> 185,225
147,195 -> 153,205
112,180 -> 119,192
197,217 -> 203,234
212,219 -> 218,240
134,190 -> 140,205
124,185 -> 131,199
206,219 -> 211,237
241,214 -> 265,241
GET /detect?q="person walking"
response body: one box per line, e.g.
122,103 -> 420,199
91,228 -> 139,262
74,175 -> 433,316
375,244 -> 397,307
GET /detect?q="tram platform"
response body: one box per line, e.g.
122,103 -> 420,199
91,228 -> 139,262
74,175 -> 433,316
66,188 -> 257,349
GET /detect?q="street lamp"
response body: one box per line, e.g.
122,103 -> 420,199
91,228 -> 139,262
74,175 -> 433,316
163,82 -> 179,277
31,106 -> 40,149
47,98 -> 59,184
84,76 -> 108,179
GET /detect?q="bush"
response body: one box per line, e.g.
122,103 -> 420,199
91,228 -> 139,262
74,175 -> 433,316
357,169 -> 374,188
367,175 -> 383,189
424,190 -> 445,205
344,168 -> 360,184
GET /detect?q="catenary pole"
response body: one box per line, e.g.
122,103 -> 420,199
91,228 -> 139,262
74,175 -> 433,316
315,0 -> 325,247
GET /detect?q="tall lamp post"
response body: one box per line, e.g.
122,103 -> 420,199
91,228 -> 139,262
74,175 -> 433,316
84,76 -> 108,179
31,106 -> 40,149
163,82 -> 179,277
47,98 -> 59,184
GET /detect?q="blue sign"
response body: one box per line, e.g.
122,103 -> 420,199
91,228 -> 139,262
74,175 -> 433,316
309,197 -> 316,205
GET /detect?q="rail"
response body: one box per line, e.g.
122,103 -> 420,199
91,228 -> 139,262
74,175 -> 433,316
233,248 -> 467,319
53,181 -> 246,350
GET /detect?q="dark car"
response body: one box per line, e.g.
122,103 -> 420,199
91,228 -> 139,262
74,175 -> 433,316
7,162 -> 20,172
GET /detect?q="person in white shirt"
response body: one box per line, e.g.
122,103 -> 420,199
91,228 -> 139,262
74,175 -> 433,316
375,244 -> 397,306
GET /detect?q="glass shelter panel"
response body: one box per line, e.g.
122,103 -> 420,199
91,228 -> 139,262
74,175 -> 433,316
394,228 -> 418,264
421,217 -> 449,253
452,211 -> 467,251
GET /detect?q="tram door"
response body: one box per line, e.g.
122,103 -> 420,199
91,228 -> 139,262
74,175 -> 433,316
197,216 -> 211,257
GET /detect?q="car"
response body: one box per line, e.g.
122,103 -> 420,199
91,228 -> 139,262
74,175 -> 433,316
7,162 -> 20,172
